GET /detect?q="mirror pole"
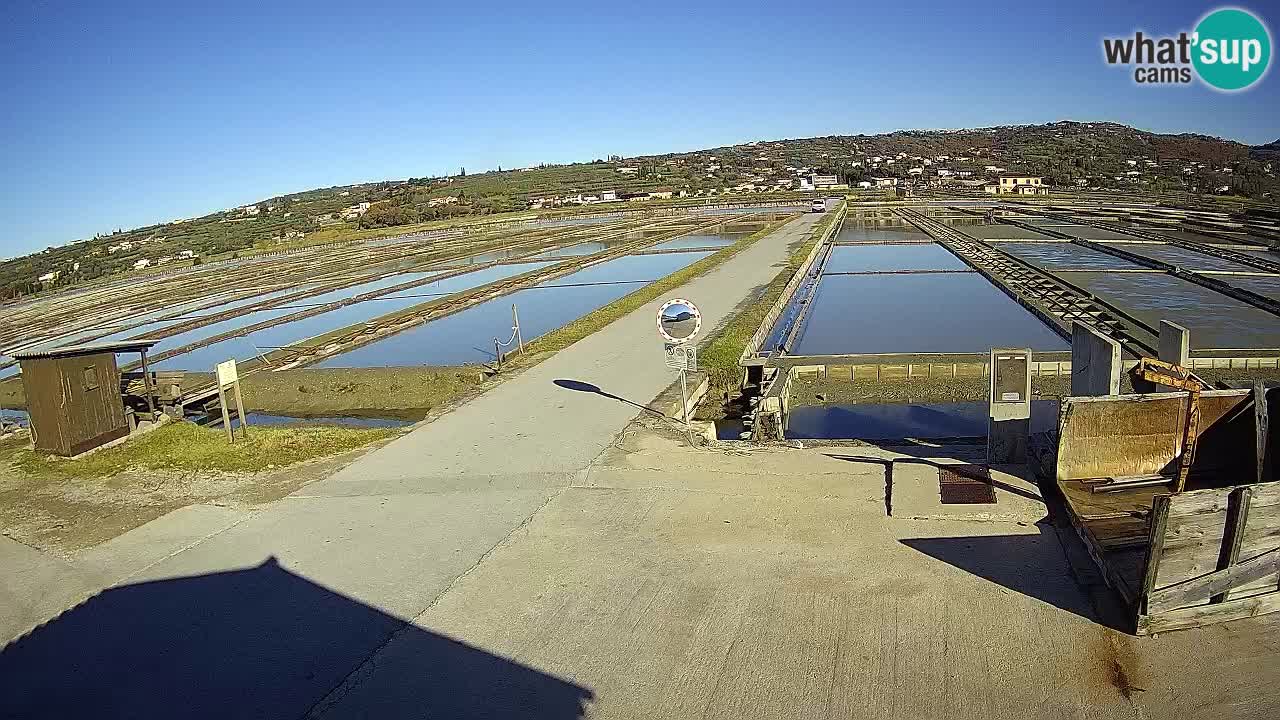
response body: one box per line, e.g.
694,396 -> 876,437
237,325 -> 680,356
680,367 -> 690,428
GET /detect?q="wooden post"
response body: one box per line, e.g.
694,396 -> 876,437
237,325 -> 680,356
232,378 -> 249,441
1211,486 -> 1253,604
138,349 -> 157,418
1173,387 -> 1201,494
217,384 -> 234,444
1138,494 -> 1172,617
512,304 -> 524,355
1255,381 -> 1270,485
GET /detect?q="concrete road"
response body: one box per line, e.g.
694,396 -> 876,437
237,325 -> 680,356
0,210 -> 825,718
311,430 -> 1280,720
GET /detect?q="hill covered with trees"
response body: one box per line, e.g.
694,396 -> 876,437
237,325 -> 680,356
3,121 -> 1276,301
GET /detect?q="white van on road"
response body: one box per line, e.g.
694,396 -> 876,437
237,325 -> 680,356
810,199 -> 827,212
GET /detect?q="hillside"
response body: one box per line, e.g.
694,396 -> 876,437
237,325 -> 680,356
1252,139 -> 1280,163
3,121 -> 1276,301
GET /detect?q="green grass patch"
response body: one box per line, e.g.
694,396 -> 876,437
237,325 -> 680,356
519,215 -> 799,356
240,366 -> 484,419
10,421 -> 399,478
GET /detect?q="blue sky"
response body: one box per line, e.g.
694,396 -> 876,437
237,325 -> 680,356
2,0 -> 1277,256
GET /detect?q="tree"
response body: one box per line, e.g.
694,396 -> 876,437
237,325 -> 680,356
460,167 -> 466,177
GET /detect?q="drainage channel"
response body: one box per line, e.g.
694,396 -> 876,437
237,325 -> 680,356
785,400 -> 1061,442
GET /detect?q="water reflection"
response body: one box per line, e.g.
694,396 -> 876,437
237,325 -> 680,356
823,243 -> 967,273
316,252 -> 711,367
786,400 -> 1060,440
1042,224 -> 1135,241
834,225 -> 929,244
215,413 -> 413,430
647,233 -> 739,251
792,273 -> 1068,355
963,224 -> 1057,241
995,242 -> 1140,271
1222,275 -> 1280,301
155,262 -> 557,370
524,242 -> 611,260
1067,271 -> 1280,349
1105,242 -> 1264,273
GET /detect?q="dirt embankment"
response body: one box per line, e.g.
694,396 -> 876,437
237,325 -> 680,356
786,373 -> 1074,407
238,366 -> 487,419
0,432 -> 386,555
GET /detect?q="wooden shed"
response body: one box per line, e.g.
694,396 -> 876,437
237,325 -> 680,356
13,340 -> 158,456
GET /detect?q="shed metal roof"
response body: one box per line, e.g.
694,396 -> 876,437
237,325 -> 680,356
11,340 -> 159,361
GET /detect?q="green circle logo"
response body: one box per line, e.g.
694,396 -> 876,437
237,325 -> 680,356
1193,8 -> 1272,91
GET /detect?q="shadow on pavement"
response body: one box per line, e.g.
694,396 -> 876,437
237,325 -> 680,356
553,379 -> 667,417
0,557 -> 593,719
825,454 -> 1046,505
899,525 -> 1106,627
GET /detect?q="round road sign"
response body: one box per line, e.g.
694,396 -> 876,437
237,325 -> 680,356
657,298 -> 701,344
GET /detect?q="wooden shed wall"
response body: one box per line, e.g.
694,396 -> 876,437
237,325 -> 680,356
20,353 -> 128,456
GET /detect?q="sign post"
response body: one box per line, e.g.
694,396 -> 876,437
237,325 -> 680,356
513,304 -> 524,355
657,298 -> 703,429
215,359 -> 248,443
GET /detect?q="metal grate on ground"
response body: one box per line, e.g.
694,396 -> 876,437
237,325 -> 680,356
939,464 -> 997,504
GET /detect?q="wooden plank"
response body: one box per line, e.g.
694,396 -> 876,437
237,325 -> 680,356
1213,486 -> 1254,604
1159,519 -> 1280,601
1058,479 -> 1162,520
1062,498 -> 1140,605
232,379 -> 249,441
20,358 -> 65,454
217,385 -> 234,444
1079,515 -> 1151,550
1164,480 -> 1280,517
1155,481 -> 1280,605
1139,494 -> 1172,615
1056,390 -> 1252,483
1149,546 -> 1280,613
1139,587 -> 1280,634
